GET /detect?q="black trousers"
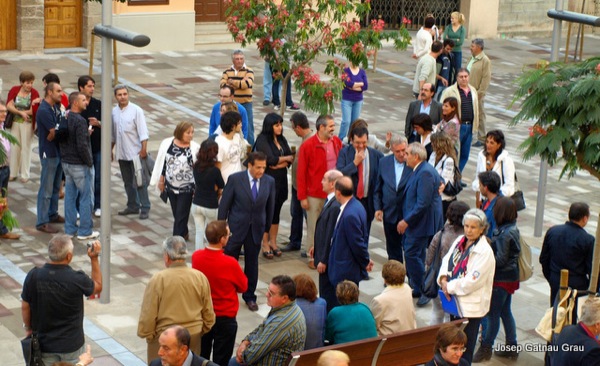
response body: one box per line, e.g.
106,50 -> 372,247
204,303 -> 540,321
201,316 -> 238,366
224,228 -> 260,303
167,190 -> 193,237
383,221 -> 404,263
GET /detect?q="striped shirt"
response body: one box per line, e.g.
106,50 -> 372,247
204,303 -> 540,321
458,87 -> 475,123
220,66 -> 254,104
242,300 -> 307,365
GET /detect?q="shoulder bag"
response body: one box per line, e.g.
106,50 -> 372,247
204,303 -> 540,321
501,161 -> 526,211
535,288 -> 577,342
422,229 -> 445,298
4,112 -> 15,130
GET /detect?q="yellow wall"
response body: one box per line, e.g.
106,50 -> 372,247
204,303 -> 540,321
113,0 -> 193,14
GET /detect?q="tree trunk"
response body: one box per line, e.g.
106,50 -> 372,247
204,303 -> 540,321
278,72 -> 292,118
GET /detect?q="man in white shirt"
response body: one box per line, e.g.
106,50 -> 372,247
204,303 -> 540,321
412,41 -> 444,98
412,16 -> 435,60
111,84 -> 151,219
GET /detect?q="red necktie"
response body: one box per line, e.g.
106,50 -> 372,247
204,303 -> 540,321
357,162 -> 364,199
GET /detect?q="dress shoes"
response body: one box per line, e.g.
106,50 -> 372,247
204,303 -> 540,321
307,259 -> 316,270
416,295 -> 432,307
280,244 -> 300,252
412,291 -> 422,299
118,207 -> 140,216
246,301 -> 259,311
0,232 -> 20,240
36,224 -> 59,234
139,211 -> 149,220
50,215 -> 65,223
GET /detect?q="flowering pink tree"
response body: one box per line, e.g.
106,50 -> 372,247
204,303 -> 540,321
225,0 -> 411,116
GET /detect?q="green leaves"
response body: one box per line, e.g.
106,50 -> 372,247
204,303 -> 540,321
512,56 -> 600,180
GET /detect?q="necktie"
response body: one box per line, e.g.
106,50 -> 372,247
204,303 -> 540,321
251,179 -> 258,201
357,162 -> 364,199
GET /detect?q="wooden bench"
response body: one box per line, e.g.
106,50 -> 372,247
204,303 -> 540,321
287,319 -> 467,366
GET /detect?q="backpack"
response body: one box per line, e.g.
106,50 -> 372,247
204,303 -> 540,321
518,236 -> 534,281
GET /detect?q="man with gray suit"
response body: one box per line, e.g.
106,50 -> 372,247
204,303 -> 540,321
218,152 -> 276,312
404,83 -> 442,140
309,169 -> 343,313
374,135 -> 412,262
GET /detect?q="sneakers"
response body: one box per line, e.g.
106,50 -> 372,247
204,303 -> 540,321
494,348 -> 519,360
288,103 -> 300,110
262,100 -> 270,106
472,344 -> 493,363
94,208 -> 101,217
77,231 -> 100,240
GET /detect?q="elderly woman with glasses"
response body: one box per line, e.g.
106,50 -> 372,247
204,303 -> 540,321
425,323 -> 470,366
437,208 -> 495,364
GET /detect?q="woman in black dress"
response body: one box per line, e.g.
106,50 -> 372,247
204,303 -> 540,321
254,113 -> 294,258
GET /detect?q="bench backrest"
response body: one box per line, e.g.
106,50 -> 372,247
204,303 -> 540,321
288,319 -> 466,366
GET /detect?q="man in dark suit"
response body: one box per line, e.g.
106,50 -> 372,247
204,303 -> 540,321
218,152 -> 276,311
336,126 -> 383,235
404,83 -> 442,140
373,135 -> 412,262
328,177 -> 373,302
540,202 -> 596,306
309,169 -> 343,313
397,142 -> 443,307
150,326 -> 218,366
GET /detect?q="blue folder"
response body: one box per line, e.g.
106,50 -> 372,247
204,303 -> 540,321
439,289 -> 463,317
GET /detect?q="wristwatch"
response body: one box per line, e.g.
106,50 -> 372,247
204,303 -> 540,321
22,323 -> 31,331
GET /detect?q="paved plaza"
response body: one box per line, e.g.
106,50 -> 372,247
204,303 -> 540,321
0,34 -> 599,366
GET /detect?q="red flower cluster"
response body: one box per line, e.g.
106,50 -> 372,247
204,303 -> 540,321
336,0 -> 347,6
529,125 -> 548,137
352,42 -> 364,55
324,90 -> 334,102
402,17 -> 412,25
340,20 -> 361,40
370,19 -> 385,33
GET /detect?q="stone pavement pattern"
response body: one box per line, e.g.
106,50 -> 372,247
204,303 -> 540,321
1,34 -> 600,366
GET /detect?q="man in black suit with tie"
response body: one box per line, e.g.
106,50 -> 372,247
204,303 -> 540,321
404,83 -> 442,140
218,152 -> 276,311
336,126 -> 383,235
373,135 -> 412,262
309,169 -> 343,313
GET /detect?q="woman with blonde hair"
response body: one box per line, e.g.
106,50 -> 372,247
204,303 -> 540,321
442,12 -> 466,84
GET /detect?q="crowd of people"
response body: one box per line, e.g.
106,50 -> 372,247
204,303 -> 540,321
4,11 -> 599,366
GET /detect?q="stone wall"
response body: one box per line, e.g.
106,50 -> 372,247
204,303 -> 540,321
497,0 -> 597,37
18,0 -> 44,53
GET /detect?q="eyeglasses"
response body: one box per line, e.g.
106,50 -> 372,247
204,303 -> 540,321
266,288 -> 280,297
448,346 -> 467,354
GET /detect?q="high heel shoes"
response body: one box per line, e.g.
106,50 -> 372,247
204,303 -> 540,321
262,250 -> 274,259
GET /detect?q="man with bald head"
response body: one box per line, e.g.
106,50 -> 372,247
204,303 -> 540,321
149,326 -> 217,366
327,176 -> 373,309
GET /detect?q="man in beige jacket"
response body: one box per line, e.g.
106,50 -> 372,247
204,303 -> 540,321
138,236 -> 215,362
467,38 -> 492,146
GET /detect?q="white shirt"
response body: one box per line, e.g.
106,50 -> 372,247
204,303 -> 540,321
111,102 -> 149,161
216,134 -> 243,184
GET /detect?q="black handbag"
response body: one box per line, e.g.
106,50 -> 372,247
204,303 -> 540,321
422,229 -> 445,298
21,332 -> 44,366
4,112 -> 15,130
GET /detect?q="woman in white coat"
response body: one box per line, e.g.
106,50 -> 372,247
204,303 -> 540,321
438,208 -> 496,364
150,122 -> 200,240
472,130 -> 515,208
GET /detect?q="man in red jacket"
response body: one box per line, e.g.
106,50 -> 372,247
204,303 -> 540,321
192,220 -> 247,366
296,115 -> 342,268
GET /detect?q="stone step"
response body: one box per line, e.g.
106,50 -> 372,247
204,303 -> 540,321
195,22 -> 228,34
195,22 -> 236,48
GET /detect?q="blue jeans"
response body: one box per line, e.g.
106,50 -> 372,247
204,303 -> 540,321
482,287 -> 517,347
93,151 -> 101,210
41,345 -> 84,365
63,162 -> 94,236
0,166 -> 9,234
241,102 -> 254,146
272,69 -> 293,107
459,123 -> 473,172
288,187 -> 305,249
36,157 -> 63,227
263,61 -> 272,102
339,99 -> 363,141
118,159 -> 150,213
451,51 -> 462,84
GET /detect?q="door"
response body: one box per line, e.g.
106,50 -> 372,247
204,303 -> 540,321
195,0 -> 227,22
0,0 -> 17,50
44,0 -> 82,48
